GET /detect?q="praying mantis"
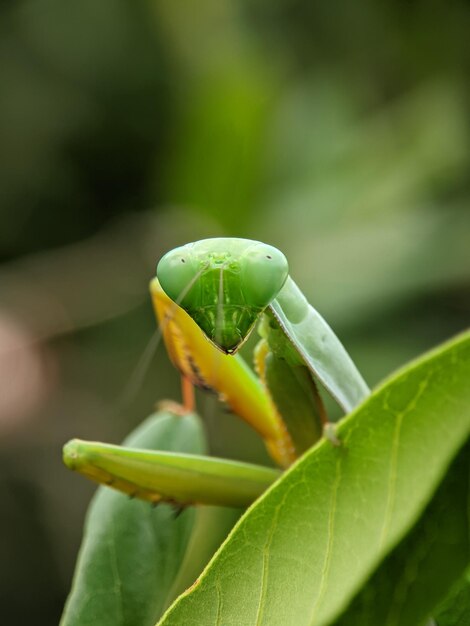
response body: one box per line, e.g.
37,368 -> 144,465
64,238 -> 370,506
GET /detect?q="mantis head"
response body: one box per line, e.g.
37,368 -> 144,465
157,238 -> 288,354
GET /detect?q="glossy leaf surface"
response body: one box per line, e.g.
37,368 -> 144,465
158,331 -> 470,626
333,443 -> 470,626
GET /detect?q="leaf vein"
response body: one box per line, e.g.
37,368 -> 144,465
307,456 -> 342,625
379,379 -> 429,549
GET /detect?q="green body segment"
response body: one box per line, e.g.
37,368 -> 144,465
157,238 -> 370,461
258,339 -> 326,455
268,277 -> 370,413
63,439 -> 281,508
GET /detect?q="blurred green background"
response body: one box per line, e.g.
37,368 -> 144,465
1,1 -> 469,623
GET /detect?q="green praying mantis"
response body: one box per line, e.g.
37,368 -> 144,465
64,238 -> 370,507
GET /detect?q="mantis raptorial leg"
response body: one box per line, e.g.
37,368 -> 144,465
63,434 -> 280,508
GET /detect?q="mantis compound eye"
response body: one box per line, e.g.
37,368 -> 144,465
156,246 -> 199,304
240,243 -> 289,310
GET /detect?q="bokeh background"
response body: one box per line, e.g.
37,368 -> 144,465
1,1 -> 469,623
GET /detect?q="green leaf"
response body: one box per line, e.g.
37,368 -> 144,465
61,410 -> 207,626
158,331 -> 470,626
163,505 -> 242,611
435,568 -> 470,626
332,442 -> 470,626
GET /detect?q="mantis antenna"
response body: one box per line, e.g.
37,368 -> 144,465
115,263 -> 210,412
